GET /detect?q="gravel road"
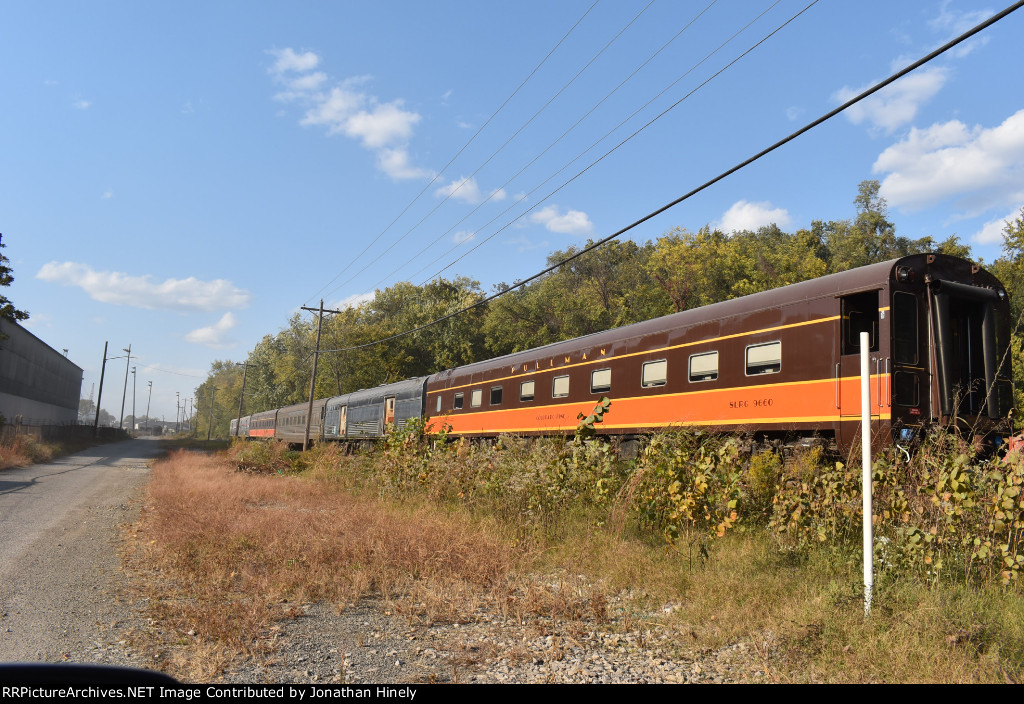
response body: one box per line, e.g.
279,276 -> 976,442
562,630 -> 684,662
0,438 -> 158,667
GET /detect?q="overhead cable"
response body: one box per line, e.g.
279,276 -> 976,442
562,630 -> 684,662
316,0 -> 1024,356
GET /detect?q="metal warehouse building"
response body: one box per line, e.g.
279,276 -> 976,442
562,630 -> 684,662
0,321 -> 83,425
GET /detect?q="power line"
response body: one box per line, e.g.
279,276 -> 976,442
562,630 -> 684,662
367,0 -> 725,290
303,0 -> 601,306
321,1 -> 657,303
315,0 -> 1023,356
414,0 -> 795,284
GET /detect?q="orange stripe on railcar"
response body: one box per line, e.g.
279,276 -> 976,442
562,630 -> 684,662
429,375 -> 889,435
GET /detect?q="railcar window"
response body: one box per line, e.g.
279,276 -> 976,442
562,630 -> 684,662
893,292 -> 918,364
746,342 -> 781,375
454,392 -> 464,410
689,352 -> 718,382
842,291 -> 879,354
552,375 -> 570,398
591,368 -> 611,394
490,386 -> 503,405
520,380 -> 535,402
893,371 -> 919,407
471,389 -> 483,407
642,359 -> 668,387
436,396 -> 442,413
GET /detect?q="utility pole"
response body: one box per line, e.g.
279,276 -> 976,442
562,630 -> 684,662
145,381 -> 153,433
131,366 -> 137,434
235,360 -> 249,438
92,341 -> 108,438
176,391 -> 180,433
118,345 -> 132,430
207,386 -> 218,441
300,300 -> 343,451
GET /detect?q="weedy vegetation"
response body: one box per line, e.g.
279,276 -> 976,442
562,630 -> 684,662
129,401 -> 1024,683
0,432 -> 117,470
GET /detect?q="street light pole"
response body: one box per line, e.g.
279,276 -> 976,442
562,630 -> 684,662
131,366 -> 136,434
118,345 -> 132,431
145,381 -> 153,433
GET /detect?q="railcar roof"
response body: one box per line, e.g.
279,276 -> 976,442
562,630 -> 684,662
429,254 -> 947,379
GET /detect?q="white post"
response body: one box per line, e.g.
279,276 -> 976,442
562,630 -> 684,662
860,330 -> 874,616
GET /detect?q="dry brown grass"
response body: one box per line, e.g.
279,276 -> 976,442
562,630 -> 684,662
129,449 -> 517,679
0,434 -> 58,469
0,433 -> 123,470
129,445 -> 1024,683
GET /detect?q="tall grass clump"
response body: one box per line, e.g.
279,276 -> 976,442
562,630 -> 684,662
766,430 -> 1024,589
0,434 -> 56,469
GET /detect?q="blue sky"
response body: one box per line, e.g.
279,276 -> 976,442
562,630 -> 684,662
3,0 -> 1023,422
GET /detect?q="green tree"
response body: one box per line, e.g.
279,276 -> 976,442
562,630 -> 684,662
194,360 -> 246,438
485,240 -> 670,356
0,234 -> 29,338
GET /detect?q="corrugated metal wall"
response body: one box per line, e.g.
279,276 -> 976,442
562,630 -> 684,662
0,321 -> 82,425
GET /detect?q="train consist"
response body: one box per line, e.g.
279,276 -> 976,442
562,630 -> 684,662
230,254 -> 1015,452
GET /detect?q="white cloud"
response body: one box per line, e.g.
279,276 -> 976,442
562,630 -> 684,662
453,230 -> 475,244
834,67 -> 948,133
101,189 -> 113,200
297,85 -> 364,121
376,148 -> 433,181
36,262 -> 251,312
268,48 -> 320,75
342,101 -> 421,149
928,1 -> 992,56
73,99 -> 91,110
529,205 -> 593,235
716,200 -> 793,233
972,208 -> 1023,245
270,47 -> 427,181
505,235 -> 550,253
435,176 -> 507,205
874,109 -> 1024,213
785,106 -> 803,121
330,291 -> 375,310
185,313 -> 238,349
20,313 -> 50,330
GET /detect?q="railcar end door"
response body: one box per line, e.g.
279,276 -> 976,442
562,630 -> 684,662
837,290 -> 881,449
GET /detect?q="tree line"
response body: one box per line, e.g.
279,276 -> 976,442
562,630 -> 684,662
192,180 -> 1024,438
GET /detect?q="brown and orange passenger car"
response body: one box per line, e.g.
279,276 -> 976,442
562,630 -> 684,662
425,254 -> 1013,452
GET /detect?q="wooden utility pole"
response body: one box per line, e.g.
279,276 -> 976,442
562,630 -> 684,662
92,341 -> 108,438
300,300 -> 343,451
234,361 -> 249,437
207,386 -> 217,441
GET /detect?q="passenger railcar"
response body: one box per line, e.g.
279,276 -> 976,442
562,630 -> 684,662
248,409 -> 278,438
324,377 -> 429,440
425,254 -> 1013,451
274,399 -> 327,446
229,255 -> 1012,453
